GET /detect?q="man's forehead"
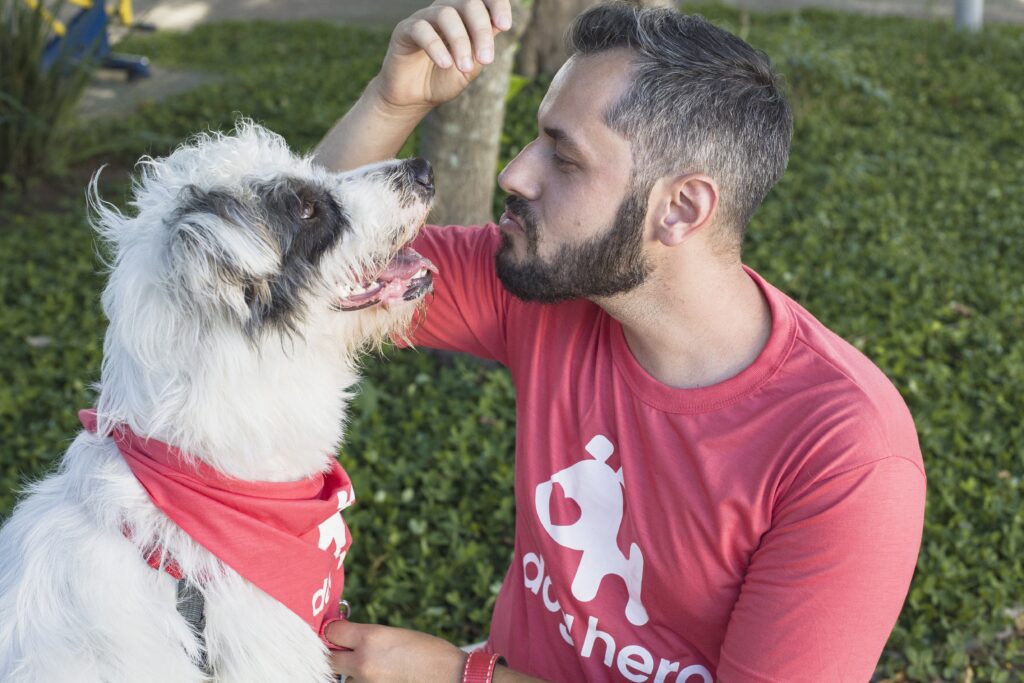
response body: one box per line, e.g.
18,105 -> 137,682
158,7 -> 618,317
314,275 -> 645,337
538,50 -> 636,156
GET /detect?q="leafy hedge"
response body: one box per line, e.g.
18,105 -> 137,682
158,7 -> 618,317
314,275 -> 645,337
2,4 -> 1022,681
0,0 -> 98,189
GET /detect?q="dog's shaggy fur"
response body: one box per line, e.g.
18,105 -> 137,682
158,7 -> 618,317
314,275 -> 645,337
0,121 -> 435,682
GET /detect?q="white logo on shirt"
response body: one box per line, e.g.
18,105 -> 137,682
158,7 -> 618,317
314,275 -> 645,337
535,435 -> 649,626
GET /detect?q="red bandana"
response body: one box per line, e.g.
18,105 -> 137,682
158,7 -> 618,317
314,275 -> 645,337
79,409 -> 353,634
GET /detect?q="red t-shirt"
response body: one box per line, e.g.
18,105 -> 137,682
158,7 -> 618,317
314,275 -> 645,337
406,224 -> 926,682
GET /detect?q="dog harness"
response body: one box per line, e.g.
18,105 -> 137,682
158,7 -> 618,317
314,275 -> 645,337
79,409 -> 354,672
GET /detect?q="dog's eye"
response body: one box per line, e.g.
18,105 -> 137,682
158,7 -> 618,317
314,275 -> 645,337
300,201 -> 316,220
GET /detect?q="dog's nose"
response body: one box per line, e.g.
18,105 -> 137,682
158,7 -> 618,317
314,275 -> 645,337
407,157 -> 434,195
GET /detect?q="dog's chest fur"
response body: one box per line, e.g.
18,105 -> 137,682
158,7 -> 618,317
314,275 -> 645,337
0,433 -> 338,683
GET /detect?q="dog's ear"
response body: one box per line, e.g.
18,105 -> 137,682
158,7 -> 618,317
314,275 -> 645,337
165,185 -> 280,324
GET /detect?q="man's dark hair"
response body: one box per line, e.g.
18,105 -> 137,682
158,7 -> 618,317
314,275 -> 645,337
567,2 -> 793,252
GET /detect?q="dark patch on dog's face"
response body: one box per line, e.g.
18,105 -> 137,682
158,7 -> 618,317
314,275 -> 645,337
246,176 -> 350,335
169,176 -> 350,338
256,176 -> 349,270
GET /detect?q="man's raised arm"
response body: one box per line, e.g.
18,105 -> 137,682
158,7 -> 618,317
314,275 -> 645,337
312,0 -> 513,173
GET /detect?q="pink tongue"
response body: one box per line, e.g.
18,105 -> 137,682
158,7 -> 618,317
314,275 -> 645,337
376,246 -> 436,308
379,246 -> 436,281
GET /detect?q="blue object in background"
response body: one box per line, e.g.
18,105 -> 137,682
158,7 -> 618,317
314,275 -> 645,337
41,2 -> 150,79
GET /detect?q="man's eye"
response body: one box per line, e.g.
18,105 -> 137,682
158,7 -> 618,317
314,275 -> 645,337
552,153 -> 575,170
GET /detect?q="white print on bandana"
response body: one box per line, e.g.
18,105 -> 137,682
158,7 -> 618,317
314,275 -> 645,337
535,435 -> 649,626
312,488 -> 354,616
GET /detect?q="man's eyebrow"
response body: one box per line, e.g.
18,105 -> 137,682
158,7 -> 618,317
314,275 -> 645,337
543,126 -> 588,160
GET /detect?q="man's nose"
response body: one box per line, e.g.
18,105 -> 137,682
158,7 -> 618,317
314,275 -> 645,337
497,142 -> 539,201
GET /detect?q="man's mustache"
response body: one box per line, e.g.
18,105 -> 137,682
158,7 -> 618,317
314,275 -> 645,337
504,196 -> 537,236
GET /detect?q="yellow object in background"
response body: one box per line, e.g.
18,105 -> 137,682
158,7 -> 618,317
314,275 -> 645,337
22,0 -> 137,37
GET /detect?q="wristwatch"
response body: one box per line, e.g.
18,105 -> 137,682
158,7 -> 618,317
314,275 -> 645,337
461,650 -> 506,683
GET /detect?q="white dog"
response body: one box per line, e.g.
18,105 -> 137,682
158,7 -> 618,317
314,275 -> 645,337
0,121 -> 436,682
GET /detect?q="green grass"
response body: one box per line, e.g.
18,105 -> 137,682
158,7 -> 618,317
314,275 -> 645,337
2,4 -> 1023,680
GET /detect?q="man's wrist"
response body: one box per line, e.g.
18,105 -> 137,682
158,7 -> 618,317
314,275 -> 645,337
364,76 -> 434,124
461,650 -> 503,683
312,77 -> 431,172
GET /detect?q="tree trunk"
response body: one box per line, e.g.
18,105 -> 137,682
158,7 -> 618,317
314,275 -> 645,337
418,0 -> 530,227
516,0 -> 675,79
516,0 -> 599,79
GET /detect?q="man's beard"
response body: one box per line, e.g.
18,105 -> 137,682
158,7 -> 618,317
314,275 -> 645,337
495,179 -> 653,304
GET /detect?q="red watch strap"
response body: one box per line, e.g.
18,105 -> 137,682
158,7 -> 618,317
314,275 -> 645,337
462,650 -> 502,683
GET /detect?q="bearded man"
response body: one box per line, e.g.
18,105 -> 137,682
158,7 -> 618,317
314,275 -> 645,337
314,2 -> 926,681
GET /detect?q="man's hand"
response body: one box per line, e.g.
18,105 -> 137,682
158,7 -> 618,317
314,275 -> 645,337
326,620 -> 466,682
313,0 -> 513,172
324,620 -> 549,682
374,0 -> 514,113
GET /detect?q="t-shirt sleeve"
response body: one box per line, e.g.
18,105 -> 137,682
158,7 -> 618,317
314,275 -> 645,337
400,224 -> 511,365
716,456 -> 926,682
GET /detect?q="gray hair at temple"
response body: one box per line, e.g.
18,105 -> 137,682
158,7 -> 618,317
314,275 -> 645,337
567,2 -> 794,254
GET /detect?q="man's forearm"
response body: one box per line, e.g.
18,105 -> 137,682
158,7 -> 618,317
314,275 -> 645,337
494,665 -> 547,683
312,77 -> 432,172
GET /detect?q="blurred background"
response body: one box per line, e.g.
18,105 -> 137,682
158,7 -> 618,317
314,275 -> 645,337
1,1 -> 1021,681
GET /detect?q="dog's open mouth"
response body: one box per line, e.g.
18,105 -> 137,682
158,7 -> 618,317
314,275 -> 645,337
335,245 -> 437,312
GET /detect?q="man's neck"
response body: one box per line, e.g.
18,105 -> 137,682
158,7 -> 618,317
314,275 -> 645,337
595,259 -> 772,390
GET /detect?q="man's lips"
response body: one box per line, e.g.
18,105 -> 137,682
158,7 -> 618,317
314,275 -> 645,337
498,210 -> 524,233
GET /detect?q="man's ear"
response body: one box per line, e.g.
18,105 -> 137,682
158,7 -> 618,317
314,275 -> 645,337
653,174 -> 718,247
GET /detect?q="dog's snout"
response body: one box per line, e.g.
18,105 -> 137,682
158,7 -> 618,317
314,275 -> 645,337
406,158 -> 434,198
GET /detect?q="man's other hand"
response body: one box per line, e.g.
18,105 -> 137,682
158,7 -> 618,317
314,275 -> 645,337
326,620 -> 466,682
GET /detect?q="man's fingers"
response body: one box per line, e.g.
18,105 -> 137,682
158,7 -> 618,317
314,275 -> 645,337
484,0 -> 513,31
326,622 -> 377,680
433,5 -> 476,72
457,0 -> 497,64
407,18 -> 454,69
399,1 -> 513,71
330,649 -> 357,677
324,618 -> 362,650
